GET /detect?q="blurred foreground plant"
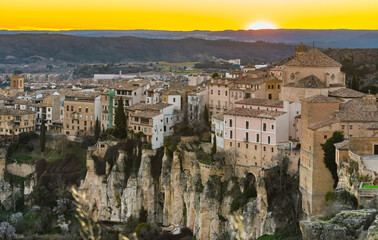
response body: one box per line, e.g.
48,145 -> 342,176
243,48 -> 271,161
231,214 -> 252,240
71,187 -> 135,240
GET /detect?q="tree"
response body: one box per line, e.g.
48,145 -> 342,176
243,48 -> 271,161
211,72 -> 219,78
94,117 -> 100,141
40,119 -> 46,153
321,131 -> 344,188
114,97 -> 127,139
211,135 -> 217,156
351,73 -> 360,91
203,104 -> 209,125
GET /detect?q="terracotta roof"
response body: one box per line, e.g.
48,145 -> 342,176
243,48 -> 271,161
285,48 -> 342,67
236,98 -> 284,108
0,108 -> 35,115
126,103 -> 172,111
308,118 -> 338,130
224,108 -> 286,119
302,94 -> 341,103
336,98 -> 377,122
328,88 -> 366,98
132,111 -> 162,119
212,113 -> 224,121
295,75 -> 326,88
65,92 -> 99,100
334,140 -> 350,150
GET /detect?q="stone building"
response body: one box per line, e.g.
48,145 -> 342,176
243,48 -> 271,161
126,103 -> 180,149
299,94 -> 377,216
223,98 -> 290,168
63,92 -> 101,136
207,76 -> 280,119
10,75 -> 24,96
0,108 -> 35,137
280,47 -> 345,102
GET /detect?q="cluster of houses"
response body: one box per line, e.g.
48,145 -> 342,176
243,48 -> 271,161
0,43 -> 376,217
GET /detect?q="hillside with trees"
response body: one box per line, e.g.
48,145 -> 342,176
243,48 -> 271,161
0,34 -> 295,64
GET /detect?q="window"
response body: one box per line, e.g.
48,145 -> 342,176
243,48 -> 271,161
218,90 -> 220,95
231,92 -> 234,97
67,105 -> 69,111
268,85 -> 271,89
256,134 -> 260,142
263,123 -> 266,131
246,121 -> 249,129
238,143 -> 240,148
230,130 -> 233,139
341,125 -> 345,130
246,132 -> 249,141
278,85 -> 280,89
271,125 -> 274,130
79,106 -> 82,112
230,142 -> 232,146
229,119 -> 233,127
350,125 -> 353,129
211,90 -> 213,94
268,136 -> 271,144
263,146 -> 266,151
85,107 -> 88,113
290,73 -> 295,80
71,106 -> 73,111
239,92 -> 242,98
324,135 -> 327,140
225,91 -> 228,96
246,144 -> 248,149
173,98 -> 176,102
271,147 -> 274,152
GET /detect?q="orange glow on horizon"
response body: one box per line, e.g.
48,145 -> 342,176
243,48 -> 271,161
0,0 -> 377,31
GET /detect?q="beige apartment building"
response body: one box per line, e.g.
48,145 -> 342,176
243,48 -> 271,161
0,109 -> 36,137
63,92 -> 101,136
208,76 -> 282,119
223,98 -> 290,168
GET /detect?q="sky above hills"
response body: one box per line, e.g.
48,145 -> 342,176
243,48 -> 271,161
1,0 -> 378,31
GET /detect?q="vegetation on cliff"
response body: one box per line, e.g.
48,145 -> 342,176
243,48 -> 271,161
321,131 -> 344,188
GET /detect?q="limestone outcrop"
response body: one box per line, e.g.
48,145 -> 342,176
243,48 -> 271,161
300,209 -> 378,240
79,140 -> 294,239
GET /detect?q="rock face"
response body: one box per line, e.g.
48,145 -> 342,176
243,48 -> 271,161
79,140 -> 287,239
300,209 -> 378,240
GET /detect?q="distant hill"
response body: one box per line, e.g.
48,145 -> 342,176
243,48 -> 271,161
0,34 -> 295,63
1,29 -> 378,48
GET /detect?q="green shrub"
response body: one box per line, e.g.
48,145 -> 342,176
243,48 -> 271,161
325,190 -> 336,204
321,131 -> 344,188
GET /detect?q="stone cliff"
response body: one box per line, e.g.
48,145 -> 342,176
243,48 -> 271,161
78,140 -> 286,239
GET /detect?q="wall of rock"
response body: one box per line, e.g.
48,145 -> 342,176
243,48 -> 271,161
300,209 -> 378,240
79,140 -> 282,239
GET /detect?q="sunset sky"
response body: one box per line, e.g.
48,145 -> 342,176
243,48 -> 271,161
1,0 -> 377,31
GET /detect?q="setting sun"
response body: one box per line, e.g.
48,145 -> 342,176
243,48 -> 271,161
247,21 -> 277,30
